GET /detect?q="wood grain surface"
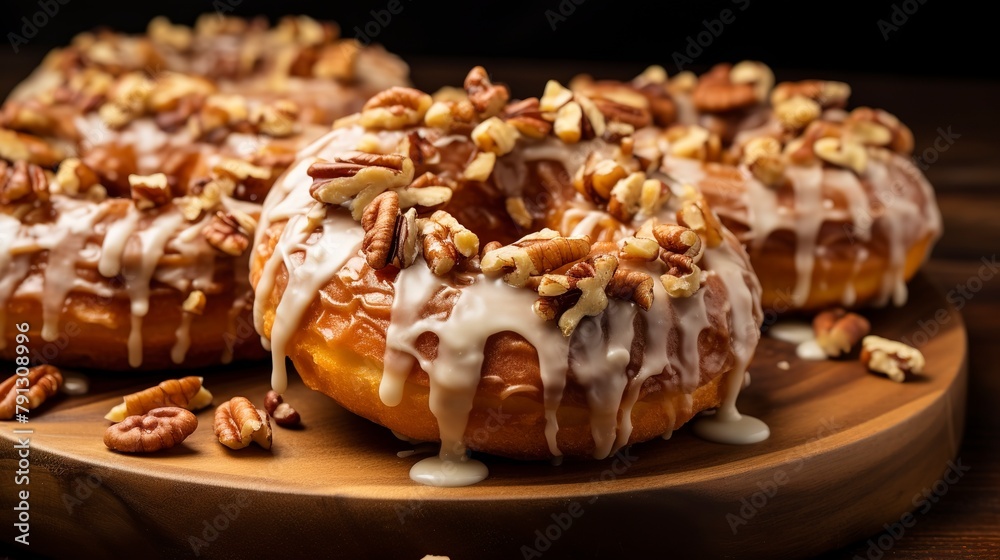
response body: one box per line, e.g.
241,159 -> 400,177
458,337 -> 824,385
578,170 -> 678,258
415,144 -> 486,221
1,52 -> 999,559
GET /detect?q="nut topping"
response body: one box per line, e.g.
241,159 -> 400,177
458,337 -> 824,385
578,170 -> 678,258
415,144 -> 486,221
361,191 -> 418,270
771,80 -> 851,109
813,308 -> 871,358
844,107 -> 914,155
464,66 -> 510,118
214,396 -> 272,450
54,158 -> 101,197
480,229 -> 592,288
105,376 -> 214,422
0,160 -> 49,205
128,173 -> 171,210
860,336 -> 925,382
308,151 -> 415,219
502,98 -> 552,139
0,365 -> 63,420
182,290 -> 207,315
104,407 -> 198,453
360,87 -> 433,130
676,188 -> 724,248
606,268 -> 655,311
813,137 -> 868,174
533,254 -> 618,336
774,95 -> 822,131
742,137 -> 787,187
203,211 -> 254,256
471,117 -> 520,156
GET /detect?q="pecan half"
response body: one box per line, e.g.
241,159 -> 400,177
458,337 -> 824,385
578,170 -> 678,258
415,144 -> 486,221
105,376 -> 213,422
0,365 -> 63,420
692,63 -> 758,113
606,268 -> 654,310
360,87 -> 433,130
860,336 -> 925,382
417,210 -> 480,276
203,210 -> 254,256
656,222 -> 705,298
215,396 -> 272,449
480,229 -> 591,288
813,308 -> 871,358
104,407 -> 198,453
308,151 -> 415,219
361,191 -> 418,270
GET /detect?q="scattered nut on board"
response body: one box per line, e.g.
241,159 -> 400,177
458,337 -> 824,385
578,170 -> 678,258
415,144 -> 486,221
813,308 -> 871,357
214,397 -> 272,450
264,390 -> 302,428
103,407 -> 198,453
860,335 -> 925,382
105,376 -> 213,422
0,365 -> 63,419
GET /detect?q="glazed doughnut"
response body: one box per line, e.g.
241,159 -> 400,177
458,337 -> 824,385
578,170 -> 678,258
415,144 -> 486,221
251,68 -> 765,479
0,15 -> 409,370
571,62 -> 941,311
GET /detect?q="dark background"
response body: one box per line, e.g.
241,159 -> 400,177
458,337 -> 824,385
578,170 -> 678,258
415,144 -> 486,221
2,0 -> 996,82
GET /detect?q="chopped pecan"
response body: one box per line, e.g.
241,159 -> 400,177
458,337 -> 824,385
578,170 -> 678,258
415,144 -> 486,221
314,40 -> 361,81
0,160 -> 49,205
665,125 -> 721,161
774,95 -> 822,131
692,63 -> 758,113
463,151 -> 496,182
264,391 -> 301,428
214,397 -> 272,450
203,210 -> 254,256
182,290 -> 207,315
147,72 -> 216,114
844,107 -> 914,155
607,172 -> 647,222
0,129 -> 63,167
148,16 -> 194,51
813,137 -> 868,174
361,191 -> 418,270
360,87 -> 433,130
654,220 -> 705,297
813,308 -> 871,358
104,376 -> 214,422
128,173 -> 172,210
252,99 -> 300,137
620,219 -> 662,261
308,151 -> 415,219
771,80 -> 851,109
505,196 -> 533,228
502,98 -> 551,139
0,365 -> 63,420
188,94 -> 248,140
539,80 -> 574,113
573,154 -> 628,204
606,268 -> 654,310
860,336 -> 925,382
533,254 -> 618,336
480,229 -> 591,288
676,189 -> 724,248
742,137 -> 786,187
394,174 -> 453,210
104,407 -> 198,453
54,158 -> 101,196
464,66 -> 510,118
784,120 -> 843,165
399,131 -> 441,169
424,99 -> 478,132
471,117 -> 520,156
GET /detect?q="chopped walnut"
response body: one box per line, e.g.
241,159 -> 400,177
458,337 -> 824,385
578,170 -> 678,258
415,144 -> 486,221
464,66 -> 510,118
104,376 -> 213,422
203,211 -> 253,256
0,365 -> 63,420
480,229 -> 591,288
360,87 -> 433,130
128,173 -> 172,210
813,308 -> 871,358
361,191 -> 418,270
860,336 -> 925,382
104,407 -> 198,453
215,397 -> 272,450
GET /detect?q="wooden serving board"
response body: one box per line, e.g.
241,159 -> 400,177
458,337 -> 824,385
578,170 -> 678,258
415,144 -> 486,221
0,274 -> 966,560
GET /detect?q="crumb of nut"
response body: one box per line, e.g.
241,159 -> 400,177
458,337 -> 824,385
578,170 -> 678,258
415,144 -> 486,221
215,397 -> 272,450
813,137 -> 868,174
463,151 -> 496,182
128,173 -> 171,210
813,308 -> 871,358
105,376 -> 213,422
264,391 -> 301,428
104,407 -> 198,453
776,360 -> 791,371
182,290 -> 207,315
860,336 -> 925,383
0,365 -> 63,420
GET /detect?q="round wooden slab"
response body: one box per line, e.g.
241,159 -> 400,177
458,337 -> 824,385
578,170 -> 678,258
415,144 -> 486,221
0,274 -> 966,559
